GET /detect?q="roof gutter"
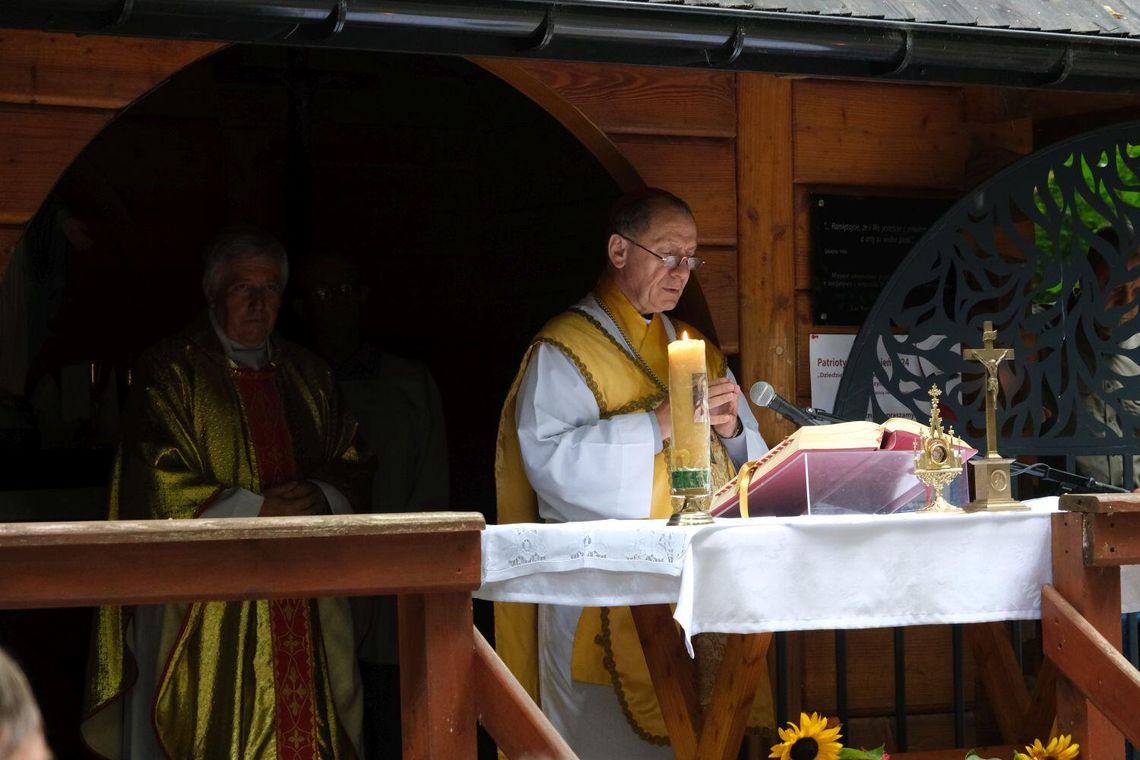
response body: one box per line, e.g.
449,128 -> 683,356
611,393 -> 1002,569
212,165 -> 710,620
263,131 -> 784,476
2,0 -> 1139,93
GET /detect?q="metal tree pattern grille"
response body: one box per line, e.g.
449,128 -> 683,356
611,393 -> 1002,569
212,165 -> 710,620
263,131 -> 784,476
834,121 -> 1140,485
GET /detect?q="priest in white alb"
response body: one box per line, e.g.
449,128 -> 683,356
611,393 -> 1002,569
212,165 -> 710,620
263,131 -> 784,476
495,188 -> 773,757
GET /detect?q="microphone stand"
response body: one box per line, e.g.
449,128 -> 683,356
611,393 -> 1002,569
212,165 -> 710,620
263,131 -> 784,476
1007,461 -> 1128,494
804,408 -> 849,425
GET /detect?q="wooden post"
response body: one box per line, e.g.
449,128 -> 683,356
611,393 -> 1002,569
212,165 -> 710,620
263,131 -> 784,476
696,632 -> 771,760
964,622 -> 1030,743
632,605 -> 772,760
399,592 -> 478,759
1050,510 -> 1124,756
737,73 -> 796,445
631,604 -> 702,759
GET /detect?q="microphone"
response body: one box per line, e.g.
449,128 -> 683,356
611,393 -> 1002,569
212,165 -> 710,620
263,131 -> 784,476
748,381 -> 826,428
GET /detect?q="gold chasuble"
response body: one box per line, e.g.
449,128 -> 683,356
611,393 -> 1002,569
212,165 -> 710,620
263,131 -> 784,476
495,275 -> 774,745
82,317 -> 369,760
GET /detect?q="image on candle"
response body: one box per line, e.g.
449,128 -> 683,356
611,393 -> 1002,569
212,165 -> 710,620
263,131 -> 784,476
691,372 -> 708,423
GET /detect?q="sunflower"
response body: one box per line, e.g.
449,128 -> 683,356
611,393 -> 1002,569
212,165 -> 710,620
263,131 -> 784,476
1014,735 -> 1079,760
769,712 -> 843,760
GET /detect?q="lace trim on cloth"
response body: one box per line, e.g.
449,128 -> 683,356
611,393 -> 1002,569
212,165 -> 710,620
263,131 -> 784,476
597,607 -> 671,746
482,521 -> 690,583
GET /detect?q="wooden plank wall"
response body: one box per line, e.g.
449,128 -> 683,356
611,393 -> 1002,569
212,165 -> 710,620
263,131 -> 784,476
745,76 -> 1140,752
3,30 -> 1140,754
0,30 -> 220,285
473,63 -> 1140,461
481,61 -> 742,354
786,79 -> 1035,412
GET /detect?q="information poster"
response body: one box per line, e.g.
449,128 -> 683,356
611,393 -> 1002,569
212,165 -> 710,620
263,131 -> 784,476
809,333 -> 959,420
810,194 -> 952,325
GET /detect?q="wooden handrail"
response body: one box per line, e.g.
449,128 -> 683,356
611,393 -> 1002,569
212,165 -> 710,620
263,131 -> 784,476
1041,585 -> 1140,746
473,628 -> 576,759
0,513 -> 574,759
1050,502 -> 1140,758
1059,493 -> 1140,514
0,513 -> 483,608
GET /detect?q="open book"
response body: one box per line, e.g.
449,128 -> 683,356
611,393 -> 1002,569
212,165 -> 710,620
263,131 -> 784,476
710,418 -> 976,517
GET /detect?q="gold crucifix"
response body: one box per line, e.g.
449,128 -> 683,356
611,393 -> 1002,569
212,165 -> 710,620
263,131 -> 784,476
963,321 -> 1015,459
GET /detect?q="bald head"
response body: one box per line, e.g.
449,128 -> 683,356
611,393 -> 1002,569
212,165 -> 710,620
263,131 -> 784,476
608,188 -> 694,245
605,189 -> 698,314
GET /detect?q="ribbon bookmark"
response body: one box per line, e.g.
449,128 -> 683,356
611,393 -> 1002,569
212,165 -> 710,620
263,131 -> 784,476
735,460 -> 759,519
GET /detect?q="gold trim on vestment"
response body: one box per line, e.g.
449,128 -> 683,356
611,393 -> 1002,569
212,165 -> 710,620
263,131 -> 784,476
598,607 -> 671,746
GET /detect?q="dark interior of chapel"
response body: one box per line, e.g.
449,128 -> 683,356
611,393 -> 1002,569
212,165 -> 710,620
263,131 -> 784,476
0,45 -> 652,756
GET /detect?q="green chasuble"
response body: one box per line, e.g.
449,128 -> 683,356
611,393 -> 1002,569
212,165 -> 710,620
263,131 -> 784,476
82,316 -> 371,760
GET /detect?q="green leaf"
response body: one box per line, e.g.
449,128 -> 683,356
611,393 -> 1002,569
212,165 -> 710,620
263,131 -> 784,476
963,751 -> 1003,760
839,746 -> 887,760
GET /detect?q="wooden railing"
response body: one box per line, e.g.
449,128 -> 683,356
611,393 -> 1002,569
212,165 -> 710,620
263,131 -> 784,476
1048,494 -> 1140,758
0,513 -> 573,759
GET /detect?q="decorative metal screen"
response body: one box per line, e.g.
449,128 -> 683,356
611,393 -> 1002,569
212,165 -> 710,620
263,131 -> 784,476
833,121 -> 1140,488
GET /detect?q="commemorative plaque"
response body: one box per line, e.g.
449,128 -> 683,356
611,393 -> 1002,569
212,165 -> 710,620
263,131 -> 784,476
810,194 -> 952,325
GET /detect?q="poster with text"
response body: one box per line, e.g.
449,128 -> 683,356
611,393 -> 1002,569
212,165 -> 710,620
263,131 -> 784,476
809,333 -> 960,421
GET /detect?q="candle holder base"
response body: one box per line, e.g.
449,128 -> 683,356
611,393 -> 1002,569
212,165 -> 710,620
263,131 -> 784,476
667,493 -> 714,527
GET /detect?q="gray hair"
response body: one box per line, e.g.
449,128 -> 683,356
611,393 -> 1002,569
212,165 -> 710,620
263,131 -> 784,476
608,188 -> 694,240
201,231 -> 289,303
0,648 -> 42,757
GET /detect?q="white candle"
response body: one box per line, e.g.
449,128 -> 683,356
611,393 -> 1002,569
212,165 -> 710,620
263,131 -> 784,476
668,332 -> 711,492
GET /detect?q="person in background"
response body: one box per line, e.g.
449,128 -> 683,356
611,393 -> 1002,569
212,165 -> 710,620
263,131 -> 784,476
1075,224 -> 1140,488
0,647 -> 51,760
293,252 -> 449,758
82,231 -> 371,759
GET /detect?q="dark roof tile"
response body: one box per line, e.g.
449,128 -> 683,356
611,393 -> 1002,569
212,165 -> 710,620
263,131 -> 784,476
605,0 -> 1140,38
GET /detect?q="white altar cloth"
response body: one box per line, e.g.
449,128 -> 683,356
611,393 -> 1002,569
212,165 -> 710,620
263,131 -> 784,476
478,498 -> 1140,646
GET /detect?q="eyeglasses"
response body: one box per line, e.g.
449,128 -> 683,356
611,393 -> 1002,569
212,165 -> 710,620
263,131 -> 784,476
620,234 -> 704,271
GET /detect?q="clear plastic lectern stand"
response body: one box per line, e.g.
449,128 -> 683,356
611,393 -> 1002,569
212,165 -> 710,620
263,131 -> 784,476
739,450 -> 969,517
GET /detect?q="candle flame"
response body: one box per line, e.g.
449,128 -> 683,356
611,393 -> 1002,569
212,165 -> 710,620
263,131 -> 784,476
682,330 -> 689,340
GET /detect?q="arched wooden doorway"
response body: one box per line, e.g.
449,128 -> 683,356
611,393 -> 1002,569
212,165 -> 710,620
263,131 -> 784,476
0,36 -> 679,758
0,36 -> 742,756
1,35 -> 739,510
0,38 -> 656,504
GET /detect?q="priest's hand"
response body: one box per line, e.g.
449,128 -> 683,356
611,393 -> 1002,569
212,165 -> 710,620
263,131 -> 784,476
708,377 -> 743,438
260,480 -> 331,516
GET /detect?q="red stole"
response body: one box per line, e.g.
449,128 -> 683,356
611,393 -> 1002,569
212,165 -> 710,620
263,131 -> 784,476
234,368 -> 320,759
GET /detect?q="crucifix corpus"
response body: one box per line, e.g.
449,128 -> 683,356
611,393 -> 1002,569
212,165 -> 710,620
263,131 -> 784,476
962,321 -> 1026,512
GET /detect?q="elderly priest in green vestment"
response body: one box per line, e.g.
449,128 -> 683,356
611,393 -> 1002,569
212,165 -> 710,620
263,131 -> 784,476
82,231 -> 371,760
